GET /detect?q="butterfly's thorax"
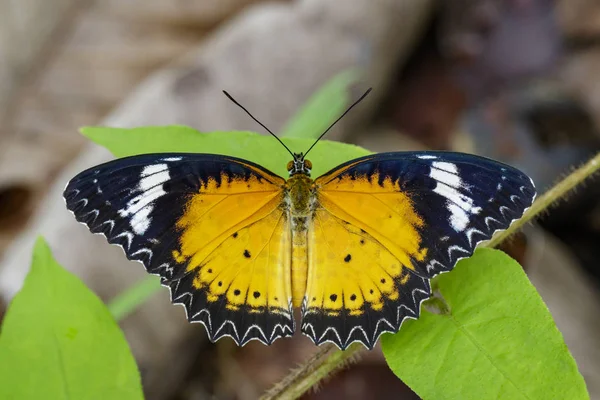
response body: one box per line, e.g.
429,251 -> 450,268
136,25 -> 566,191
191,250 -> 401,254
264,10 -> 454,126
286,173 -> 315,307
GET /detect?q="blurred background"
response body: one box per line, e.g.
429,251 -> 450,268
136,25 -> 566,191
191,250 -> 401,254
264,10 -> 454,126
1,0 -> 600,398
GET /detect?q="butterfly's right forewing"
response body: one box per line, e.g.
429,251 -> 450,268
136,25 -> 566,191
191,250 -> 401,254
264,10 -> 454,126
64,153 -> 294,346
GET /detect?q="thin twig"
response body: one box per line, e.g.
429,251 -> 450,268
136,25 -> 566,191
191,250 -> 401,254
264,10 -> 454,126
260,343 -> 362,400
263,152 -> 600,400
487,152 -> 600,247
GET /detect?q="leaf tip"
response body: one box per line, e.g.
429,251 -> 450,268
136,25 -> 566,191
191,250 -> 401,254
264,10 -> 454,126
32,236 -> 50,257
31,236 -> 54,275
79,126 -> 96,138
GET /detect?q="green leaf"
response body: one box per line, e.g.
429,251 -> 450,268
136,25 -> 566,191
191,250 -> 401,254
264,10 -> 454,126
0,237 -> 143,400
279,69 -> 359,139
381,248 -> 588,400
82,127 -> 371,178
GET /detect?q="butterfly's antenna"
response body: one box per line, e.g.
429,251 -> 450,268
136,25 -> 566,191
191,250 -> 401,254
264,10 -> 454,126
303,87 -> 372,158
223,90 -> 295,159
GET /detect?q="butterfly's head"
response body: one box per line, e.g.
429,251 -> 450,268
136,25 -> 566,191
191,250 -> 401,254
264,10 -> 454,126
287,153 -> 312,176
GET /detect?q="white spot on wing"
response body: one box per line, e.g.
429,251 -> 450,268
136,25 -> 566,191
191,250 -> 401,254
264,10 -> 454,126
430,162 -> 481,232
447,203 -> 469,231
118,163 -> 171,235
430,168 -> 461,188
130,205 -> 152,235
434,183 -> 482,215
432,161 -> 458,173
141,163 -> 168,178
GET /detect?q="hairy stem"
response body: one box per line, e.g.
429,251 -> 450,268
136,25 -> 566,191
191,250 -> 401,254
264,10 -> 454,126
260,343 -> 362,400
264,152 -> 600,400
487,152 -> 600,247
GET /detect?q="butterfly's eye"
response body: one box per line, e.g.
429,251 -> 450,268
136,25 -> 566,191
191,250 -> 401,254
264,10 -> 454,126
286,160 -> 294,172
304,159 -> 312,170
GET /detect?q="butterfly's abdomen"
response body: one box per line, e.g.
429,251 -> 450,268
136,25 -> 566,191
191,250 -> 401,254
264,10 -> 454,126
291,220 -> 308,307
287,174 -> 314,308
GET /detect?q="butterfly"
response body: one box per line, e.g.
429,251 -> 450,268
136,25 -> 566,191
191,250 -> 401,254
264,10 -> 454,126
64,91 -> 536,350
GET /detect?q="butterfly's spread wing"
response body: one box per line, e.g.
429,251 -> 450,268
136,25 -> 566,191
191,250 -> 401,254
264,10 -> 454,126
64,154 -> 294,345
302,151 -> 535,349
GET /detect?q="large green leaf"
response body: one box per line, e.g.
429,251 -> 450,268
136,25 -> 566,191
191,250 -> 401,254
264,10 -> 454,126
82,127 -> 371,178
0,238 -> 143,400
381,248 -> 588,400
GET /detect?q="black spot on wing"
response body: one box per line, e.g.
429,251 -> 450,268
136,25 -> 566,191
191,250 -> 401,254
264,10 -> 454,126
301,270 -> 430,350
170,272 -> 294,346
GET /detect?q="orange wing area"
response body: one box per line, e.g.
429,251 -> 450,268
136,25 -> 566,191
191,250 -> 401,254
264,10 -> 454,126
301,160 -> 431,349
301,152 -> 535,349
64,154 -> 294,346
301,202 -> 430,350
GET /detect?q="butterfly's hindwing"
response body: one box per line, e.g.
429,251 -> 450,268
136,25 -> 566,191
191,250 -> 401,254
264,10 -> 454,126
301,151 -> 535,349
168,209 -> 294,345
64,153 -> 294,345
301,209 -> 431,349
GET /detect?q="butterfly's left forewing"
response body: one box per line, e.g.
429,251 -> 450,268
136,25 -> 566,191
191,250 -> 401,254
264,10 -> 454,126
302,151 -> 535,349
64,154 -> 294,345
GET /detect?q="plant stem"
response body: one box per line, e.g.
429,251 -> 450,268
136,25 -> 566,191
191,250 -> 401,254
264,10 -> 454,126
487,152 -> 600,247
107,275 -> 161,321
260,343 -> 362,400
265,151 -> 600,400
